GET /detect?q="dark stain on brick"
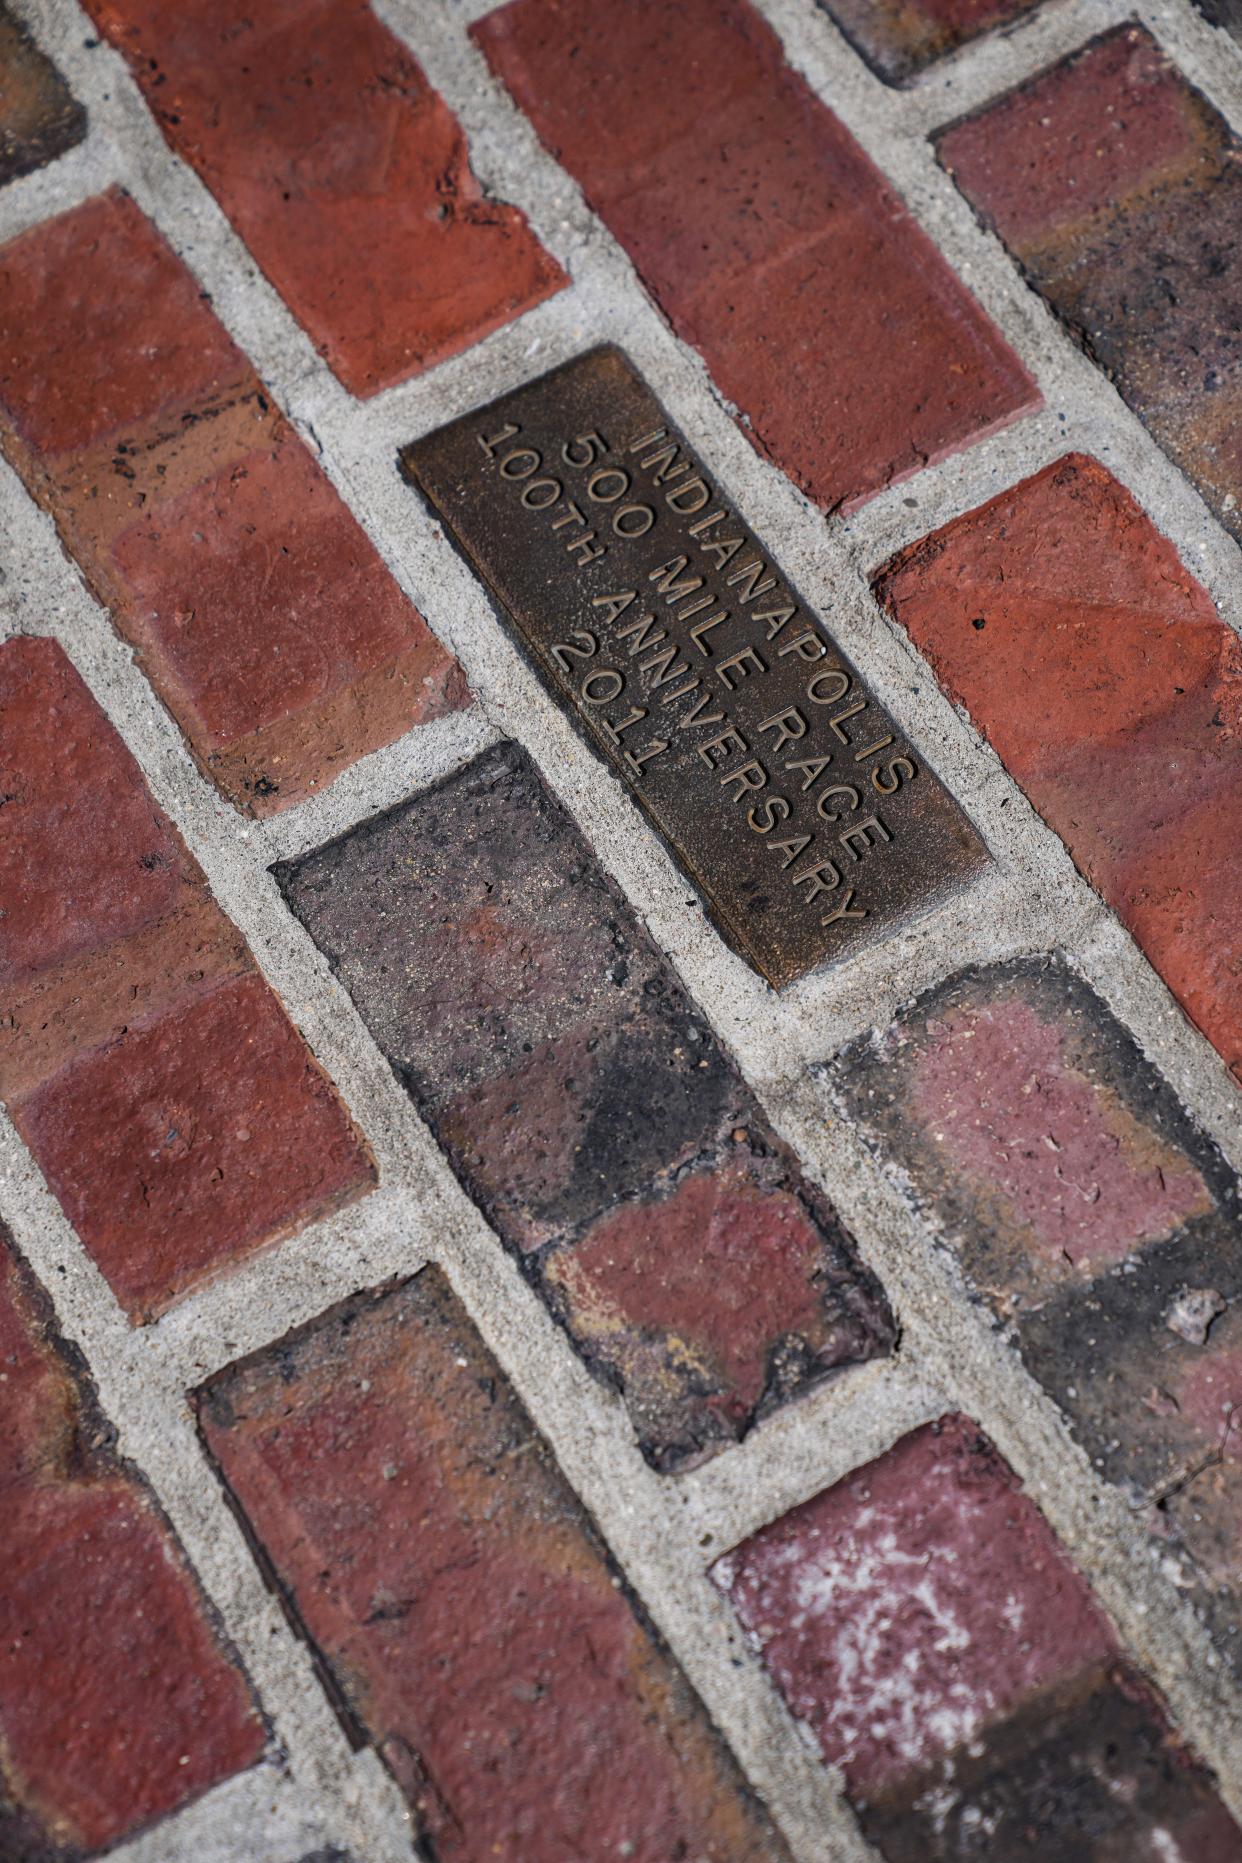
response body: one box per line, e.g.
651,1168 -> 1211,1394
0,6 -> 86,187
862,1659 -> 1242,1861
827,954 -> 1242,1676
197,1267 -> 793,1862
276,740 -> 894,1470
938,25 -> 1242,545
818,0 -> 1040,87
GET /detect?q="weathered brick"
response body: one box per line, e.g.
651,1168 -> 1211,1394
473,0 -> 1037,514
276,740 -> 892,1470
873,454 -> 1242,1083
862,1659 -> 1242,1861
828,956 -> 1242,1674
0,638 -> 373,1319
198,1267 -> 792,1862
0,5 -> 85,185
0,189 -> 466,814
85,0 -> 566,398
712,1414 -> 1242,1860
820,0 -> 1040,86
0,1229 -> 264,1855
938,25 -> 1242,545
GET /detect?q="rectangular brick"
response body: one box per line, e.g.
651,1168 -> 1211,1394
938,25 -> 1242,545
276,739 -> 893,1470
0,3 -> 85,183
0,638 -> 374,1319
712,1413 -> 1242,1860
0,189 -> 466,815
84,0 -> 566,398
198,1267 -> 793,1862
827,956 -> 1242,1675
473,0 -> 1038,514
0,1227 -> 264,1854
820,0 -> 1040,86
873,452 -> 1242,1083
402,347 -> 990,987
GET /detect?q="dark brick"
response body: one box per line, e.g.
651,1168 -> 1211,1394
85,0 -> 566,398
828,955 -> 1242,1674
198,1268 -> 792,1862
0,190 -> 466,814
712,1414 -> 1242,1860
0,638 -> 374,1319
820,0 -> 1040,86
276,740 -> 892,1469
0,1230 -> 264,1855
863,1660 -> 1242,1861
873,453 -> 1242,1084
474,0 -> 1037,514
0,5 -> 85,186
938,25 -> 1242,546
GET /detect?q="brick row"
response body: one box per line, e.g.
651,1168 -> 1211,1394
85,0 -> 566,398
199,1266 -> 791,1862
0,1227 -> 263,1853
0,637 -> 374,1319
713,1413 -> 1242,1860
829,956 -> 1242,1678
0,2 -> 85,184
939,24 -> 1242,546
874,453 -> 1242,1084
276,739 -> 894,1471
0,190 -> 466,816
473,0 -> 1038,514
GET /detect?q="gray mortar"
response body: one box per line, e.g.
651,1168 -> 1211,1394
1,0 -> 1241,1856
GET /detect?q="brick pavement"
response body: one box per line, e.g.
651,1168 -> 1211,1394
2,0 -> 1242,1857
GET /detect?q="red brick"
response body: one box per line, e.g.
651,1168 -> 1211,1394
22,972 -> 374,1321
277,740 -> 893,1470
0,190 -> 466,814
198,1268 -> 792,1862
830,958 -> 1232,1312
822,0 -> 1040,86
713,1415 -> 1242,1859
715,1414 -> 1115,1795
0,638 -> 373,1319
938,25 -> 1242,545
873,454 -> 1242,1082
85,0 -> 566,398
473,0 -> 1037,513
543,1156 -> 882,1461
0,635 -> 185,989
0,1233 -> 264,1853
0,4 -> 86,184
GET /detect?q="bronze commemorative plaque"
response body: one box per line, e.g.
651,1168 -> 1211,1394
400,346 -> 987,988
